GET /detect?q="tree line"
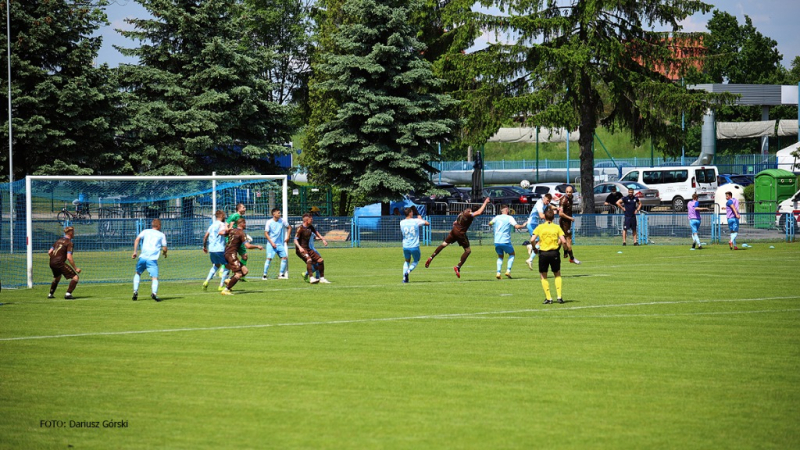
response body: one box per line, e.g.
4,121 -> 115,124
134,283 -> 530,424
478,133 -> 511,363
1,0 -> 798,213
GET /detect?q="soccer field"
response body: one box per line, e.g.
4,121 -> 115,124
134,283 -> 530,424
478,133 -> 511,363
1,244 -> 799,449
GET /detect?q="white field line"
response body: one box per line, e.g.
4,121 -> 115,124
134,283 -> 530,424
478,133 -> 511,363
0,296 -> 797,342
434,309 -> 800,319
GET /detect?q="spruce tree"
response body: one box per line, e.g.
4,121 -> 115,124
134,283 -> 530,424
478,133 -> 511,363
451,0 -> 733,213
307,0 -> 458,204
116,0 -> 293,175
0,0 -> 119,179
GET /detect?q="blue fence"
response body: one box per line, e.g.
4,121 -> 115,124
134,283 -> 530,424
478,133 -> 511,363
2,212 -> 794,288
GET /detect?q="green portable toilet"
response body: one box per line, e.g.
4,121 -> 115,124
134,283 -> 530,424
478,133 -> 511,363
753,169 -> 798,228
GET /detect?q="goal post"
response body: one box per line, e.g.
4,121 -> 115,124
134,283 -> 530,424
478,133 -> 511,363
25,175 -> 288,288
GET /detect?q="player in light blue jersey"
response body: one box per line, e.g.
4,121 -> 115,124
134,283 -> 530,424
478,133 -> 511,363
132,219 -> 168,302
524,194 -> 553,270
489,205 -> 526,279
400,206 -> 430,283
202,210 -> 228,291
263,208 -> 292,280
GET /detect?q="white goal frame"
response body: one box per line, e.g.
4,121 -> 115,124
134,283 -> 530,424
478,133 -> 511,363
25,174 -> 288,288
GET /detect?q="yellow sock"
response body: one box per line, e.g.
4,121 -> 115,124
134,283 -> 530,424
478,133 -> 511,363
540,278 -> 551,300
555,276 -> 563,299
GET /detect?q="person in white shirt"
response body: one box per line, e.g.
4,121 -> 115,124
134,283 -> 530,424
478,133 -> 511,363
263,208 -> 292,280
202,210 -> 228,291
399,206 -> 429,283
489,205 -> 526,279
524,194 -> 553,269
132,219 -> 168,302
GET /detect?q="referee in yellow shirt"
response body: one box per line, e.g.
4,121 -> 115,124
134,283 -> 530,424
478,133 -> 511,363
532,209 -> 568,304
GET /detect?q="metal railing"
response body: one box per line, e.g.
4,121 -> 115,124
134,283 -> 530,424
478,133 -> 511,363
433,154 -> 780,175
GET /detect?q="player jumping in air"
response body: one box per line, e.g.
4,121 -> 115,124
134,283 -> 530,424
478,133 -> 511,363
425,197 -> 491,278
48,226 -> 81,299
295,213 -> 329,284
400,206 -> 429,283
524,193 -> 553,270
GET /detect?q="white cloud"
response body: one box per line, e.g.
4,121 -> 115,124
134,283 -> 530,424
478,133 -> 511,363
677,16 -> 708,33
111,18 -> 137,32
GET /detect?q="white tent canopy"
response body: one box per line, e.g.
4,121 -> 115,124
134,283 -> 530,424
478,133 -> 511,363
776,141 -> 800,172
716,120 -> 775,139
778,119 -> 799,136
487,127 -> 580,143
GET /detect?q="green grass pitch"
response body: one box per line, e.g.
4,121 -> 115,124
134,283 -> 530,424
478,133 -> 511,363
1,244 -> 799,449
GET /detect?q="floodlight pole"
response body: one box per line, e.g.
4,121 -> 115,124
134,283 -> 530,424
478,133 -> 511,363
6,0 -> 13,254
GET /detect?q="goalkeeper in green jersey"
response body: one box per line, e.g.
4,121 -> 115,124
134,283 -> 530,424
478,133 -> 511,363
226,203 -> 251,280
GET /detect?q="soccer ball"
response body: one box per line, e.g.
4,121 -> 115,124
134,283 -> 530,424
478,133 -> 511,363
245,234 -> 253,243
520,180 -> 531,189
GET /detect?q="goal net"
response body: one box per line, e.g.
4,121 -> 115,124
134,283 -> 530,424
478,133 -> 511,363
24,175 -> 288,288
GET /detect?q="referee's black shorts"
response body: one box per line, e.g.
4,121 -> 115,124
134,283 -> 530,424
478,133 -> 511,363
538,250 -> 561,274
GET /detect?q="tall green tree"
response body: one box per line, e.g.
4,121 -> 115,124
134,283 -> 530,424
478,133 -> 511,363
0,0 -> 120,180
116,0 -> 293,175
305,0 -> 458,205
684,10 -> 789,156
703,11 -> 783,85
242,0 -> 312,109
449,0 -> 729,213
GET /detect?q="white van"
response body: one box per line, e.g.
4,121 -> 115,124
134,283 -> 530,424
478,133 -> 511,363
620,166 -> 718,211
775,188 -> 800,231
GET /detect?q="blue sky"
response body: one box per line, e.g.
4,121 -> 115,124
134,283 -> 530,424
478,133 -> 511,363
96,0 -> 800,70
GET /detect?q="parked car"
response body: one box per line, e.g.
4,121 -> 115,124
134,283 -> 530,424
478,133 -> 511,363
529,183 -> 582,211
593,182 -> 660,212
776,188 -> 800,231
407,183 -> 472,214
482,186 -> 536,205
620,165 -> 718,211
409,183 -> 469,204
717,174 -> 754,187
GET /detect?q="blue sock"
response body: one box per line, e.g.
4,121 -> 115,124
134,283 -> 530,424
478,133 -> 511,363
409,261 -> 418,272
496,257 -> 503,273
692,234 -> 700,245
133,273 -> 140,292
507,255 -> 515,271
263,258 -> 271,276
403,261 -> 409,275
206,266 -> 217,282
220,269 -> 229,286
152,279 -> 158,294
279,259 -> 287,275
731,232 -> 738,245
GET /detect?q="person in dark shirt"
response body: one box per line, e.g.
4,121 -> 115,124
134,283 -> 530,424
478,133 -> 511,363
616,188 -> 641,246
48,226 -> 81,299
604,185 -> 623,230
425,197 -> 490,278
295,213 -> 329,284
558,186 -> 581,264
220,218 -> 262,295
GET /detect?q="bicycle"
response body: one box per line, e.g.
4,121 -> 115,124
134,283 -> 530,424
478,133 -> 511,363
57,203 -> 92,225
